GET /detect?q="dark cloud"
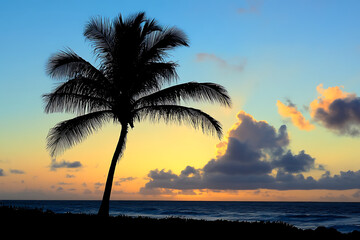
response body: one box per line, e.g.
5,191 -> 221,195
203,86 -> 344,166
0,169 -> 4,176
140,111 -> 360,194
139,187 -> 175,196
313,97 -> 360,136
272,150 -> 315,173
285,84 -> 360,136
203,138 -> 272,176
142,167 -> 360,192
228,112 -> 289,150
50,159 -> 82,171
316,170 -> 360,190
142,168 -> 202,190
10,169 -> 25,174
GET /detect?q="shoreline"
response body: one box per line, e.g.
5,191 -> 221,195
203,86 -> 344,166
1,206 -> 360,239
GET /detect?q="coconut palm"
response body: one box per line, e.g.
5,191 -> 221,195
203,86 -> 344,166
43,12 -> 231,216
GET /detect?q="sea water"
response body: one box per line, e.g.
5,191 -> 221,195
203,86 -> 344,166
1,200 -> 359,233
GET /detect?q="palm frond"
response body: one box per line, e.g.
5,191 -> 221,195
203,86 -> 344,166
46,110 -> 114,157
46,48 -> 105,80
142,27 -> 189,62
130,62 -> 179,97
135,82 -> 232,108
145,61 -> 179,83
43,92 -> 112,115
84,16 -> 114,62
125,12 -> 146,28
135,105 -> 223,139
48,76 -> 110,97
140,18 -> 162,42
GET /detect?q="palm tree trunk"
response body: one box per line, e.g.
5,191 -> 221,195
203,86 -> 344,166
98,124 -> 128,216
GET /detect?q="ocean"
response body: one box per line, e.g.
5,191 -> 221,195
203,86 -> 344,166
1,200 -> 359,233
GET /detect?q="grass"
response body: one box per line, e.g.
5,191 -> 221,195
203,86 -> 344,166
1,205 -> 359,239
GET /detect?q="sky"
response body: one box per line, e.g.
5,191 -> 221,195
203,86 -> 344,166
1,0 -> 360,201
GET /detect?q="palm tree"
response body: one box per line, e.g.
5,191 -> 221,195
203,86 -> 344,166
43,12 -> 231,216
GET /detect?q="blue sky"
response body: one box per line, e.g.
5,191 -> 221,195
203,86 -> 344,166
2,0 -> 360,120
2,0 -> 360,200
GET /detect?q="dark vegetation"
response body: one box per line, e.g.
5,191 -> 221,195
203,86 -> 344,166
1,206 -> 359,239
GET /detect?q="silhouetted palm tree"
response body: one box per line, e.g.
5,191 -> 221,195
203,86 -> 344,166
44,12 -> 231,216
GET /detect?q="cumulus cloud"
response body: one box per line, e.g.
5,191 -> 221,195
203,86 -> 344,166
141,167 -> 202,191
277,100 -> 315,131
204,138 -> 273,176
226,111 -> 289,150
310,84 -> 360,136
277,84 -> 360,136
272,150 -> 315,173
140,111 -> 360,194
196,53 -> 246,72
50,159 -> 82,171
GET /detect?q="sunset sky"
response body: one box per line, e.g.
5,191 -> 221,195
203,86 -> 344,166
2,0 -> 360,201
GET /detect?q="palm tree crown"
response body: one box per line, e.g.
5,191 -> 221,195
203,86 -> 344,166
44,12 -> 231,216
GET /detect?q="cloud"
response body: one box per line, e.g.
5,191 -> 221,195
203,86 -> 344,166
237,0 -> 263,14
94,182 -> 104,189
278,84 -> 360,136
58,182 -> 72,185
309,84 -> 353,116
50,159 -> 82,171
141,168 -> 202,190
272,150 -> 316,173
310,84 -> 360,136
139,186 -> 175,195
353,190 -> 360,198
277,100 -> 315,131
203,138 -> 273,176
196,53 -> 246,72
10,169 -> 25,174
115,177 -> 136,186
0,169 -> 4,176
226,111 -> 290,150
141,111 -> 360,194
